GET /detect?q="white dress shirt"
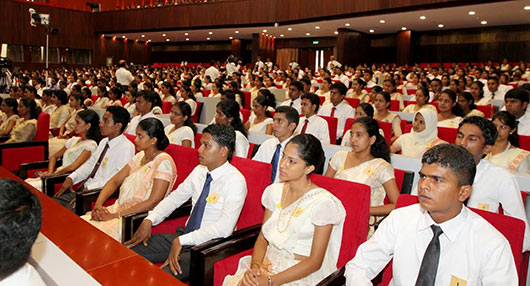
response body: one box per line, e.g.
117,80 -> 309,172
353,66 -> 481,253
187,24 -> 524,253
327,60 -> 342,72
252,135 -> 294,184
68,134 -> 135,190
0,263 -> 46,286
295,114 -> 330,144
226,63 -> 239,76
279,97 -> 302,114
468,159 -> 530,251
234,130 -> 250,158
345,204 -> 518,286
164,125 -> 195,148
318,102 -> 355,139
116,67 -> 134,86
125,111 -> 156,135
517,112 -> 530,136
145,162 -> 247,246
205,66 -> 220,81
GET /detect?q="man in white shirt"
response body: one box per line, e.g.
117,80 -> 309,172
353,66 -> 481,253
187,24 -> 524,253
326,55 -> 341,73
345,144 -> 518,285
115,60 -> 134,86
126,124 -> 247,282
254,56 -> 265,71
333,67 -> 350,88
455,116 -> 530,251
362,70 -> 377,88
54,106 -> 135,210
484,76 -> 511,101
226,56 -> 239,76
0,179 -> 46,286
318,82 -> 354,144
504,88 -> 530,136
125,90 -> 157,135
204,61 -> 220,81
279,81 -> 303,114
253,106 -> 299,183
265,58 -> 273,71
296,92 -> 330,144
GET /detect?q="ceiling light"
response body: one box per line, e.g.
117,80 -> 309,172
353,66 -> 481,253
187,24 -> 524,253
101,34 -> 104,37
280,34 -> 284,37
112,36 -> 116,40
262,29 -> 267,32
147,39 -> 151,42
162,33 -> 166,36
481,20 -> 487,25
166,39 -> 170,41
208,32 -> 213,35
184,32 -> 188,36
287,27 -> 292,31
141,34 -> 145,37
345,23 -> 350,26
468,11 -> 475,15
235,30 -> 239,34
315,26 -> 320,29
207,37 -> 210,40
185,38 -> 189,41
379,19 -> 385,23
525,6 -> 530,10
334,31 -> 338,35
438,24 -> 444,28
229,36 -> 233,39
121,35 -> 126,38
420,16 -> 426,20
401,27 -> 407,30
306,33 -> 310,36
369,29 -> 374,33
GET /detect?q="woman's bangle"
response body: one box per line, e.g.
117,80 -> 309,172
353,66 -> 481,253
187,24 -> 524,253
267,276 -> 273,286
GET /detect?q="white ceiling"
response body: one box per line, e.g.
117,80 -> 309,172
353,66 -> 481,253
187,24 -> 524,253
106,0 -> 530,43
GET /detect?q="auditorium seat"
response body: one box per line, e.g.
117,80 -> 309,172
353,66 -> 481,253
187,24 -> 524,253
162,101 -> 172,114
344,97 -> 360,108
319,115 -> 338,144
240,108 -> 250,124
518,135 -> 530,151
437,127 -> 458,143
476,105 -> 492,118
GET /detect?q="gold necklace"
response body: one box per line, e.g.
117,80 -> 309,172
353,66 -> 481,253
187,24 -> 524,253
276,180 -> 313,233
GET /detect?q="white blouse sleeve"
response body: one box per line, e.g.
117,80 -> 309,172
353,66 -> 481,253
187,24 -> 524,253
154,157 -> 175,182
181,127 -> 194,142
329,150 -> 347,171
378,162 -> 395,185
312,195 -> 346,226
64,137 -> 78,149
261,184 -> 277,211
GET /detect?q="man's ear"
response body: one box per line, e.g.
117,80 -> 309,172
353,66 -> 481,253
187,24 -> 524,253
458,184 -> 472,202
288,122 -> 297,132
219,145 -> 229,159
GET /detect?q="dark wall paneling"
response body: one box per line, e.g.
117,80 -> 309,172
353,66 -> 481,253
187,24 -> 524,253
151,51 -> 233,63
396,30 -> 413,66
336,29 -> 370,67
275,37 -> 336,49
94,37 -> 151,66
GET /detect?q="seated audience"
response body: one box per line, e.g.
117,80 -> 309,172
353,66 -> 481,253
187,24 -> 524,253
296,92 -> 330,144
107,87 -> 123,107
470,81 -> 490,105
49,90 -> 70,129
315,77 -> 332,103
458,91 -> 485,117
318,82 -> 355,144
124,90 -> 137,117
92,86 -> 110,109
82,118 -> 176,242
40,89 -> 56,115
245,95 -> 273,135
0,98 -> 19,136
6,98 -> 40,143
0,179 -> 45,285
325,117 -> 399,237
224,134 -> 346,285
164,101 -> 197,147
504,88 -> 530,136
391,109 -> 445,158
383,79 -> 404,111
126,90 -> 158,135
346,78 -> 368,102
178,85 -> 198,116
48,93 -> 86,155
437,89 -> 464,128
279,81 -> 303,114
485,111 -> 530,174
215,99 -> 249,158
160,82 -> 177,103
341,103 -> 380,147
54,106 -> 135,211
126,124 -> 247,282
373,91 -> 402,140
253,106 -> 299,184
345,144 -> 518,285
402,86 -> 437,113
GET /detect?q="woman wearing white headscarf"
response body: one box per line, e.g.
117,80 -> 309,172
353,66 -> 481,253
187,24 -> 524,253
390,109 -> 445,158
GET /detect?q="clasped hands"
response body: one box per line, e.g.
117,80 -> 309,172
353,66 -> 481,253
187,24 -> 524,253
239,263 -> 270,286
91,205 -> 118,221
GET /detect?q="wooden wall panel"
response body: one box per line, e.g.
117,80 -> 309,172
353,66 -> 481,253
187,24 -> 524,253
94,37 -> 151,66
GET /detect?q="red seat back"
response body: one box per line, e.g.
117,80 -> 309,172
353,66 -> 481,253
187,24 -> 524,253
519,135 -> 530,151
120,97 -> 128,106
36,113 -> 50,141
194,133 -> 202,150
231,157 -> 272,229
310,174 -> 371,267
377,121 -> 393,146
247,143 -> 255,159
476,105 -> 492,118
192,101 -> 202,123
241,109 -> 251,124
91,95 -> 98,103
404,100 -> 416,107
164,144 -> 200,188
344,97 -> 360,108
389,100 -> 400,111
202,89 -> 211,97
161,101 -> 172,114
318,115 -> 338,144
243,92 -> 251,109
437,127 -> 458,143
343,118 -> 355,137
318,96 -> 325,105
123,133 -> 138,153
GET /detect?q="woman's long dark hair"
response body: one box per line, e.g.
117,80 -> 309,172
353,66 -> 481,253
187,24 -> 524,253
19,98 -> 41,120
138,117 -> 170,150
441,89 -> 465,117
493,111 -> 519,147
174,101 -> 197,135
353,117 -> 391,163
254,95 -> 272,118
77,109 -> 102,143
217,99 -> 247,138
162,81 -> 176,97
181,85 -> 196,101
3,98 -> 18,116
97,86 -> 109,98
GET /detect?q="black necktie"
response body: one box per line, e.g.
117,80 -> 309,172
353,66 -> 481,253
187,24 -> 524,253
270,144 -> 282,184
415,225 -> 444,286
185,173 -> 213,233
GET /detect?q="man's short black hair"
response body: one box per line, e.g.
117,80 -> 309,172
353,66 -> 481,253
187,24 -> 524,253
0,179 -> 41,277
458,116 -> 498,146
331,82 -> 347,96
301,92 -> 321,113
290,81 -> 304,92
106,106 -> 131,133
422,144 -> 476,186
505,88 -> 529,104
203,123 -> 236,161
275,106 -> 300,129
300,77 -> 311,87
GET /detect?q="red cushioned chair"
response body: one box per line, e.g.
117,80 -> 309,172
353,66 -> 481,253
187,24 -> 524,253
162,101 -> 173,114
319,115 -> 338,144
194,133 -> 202,150
319,96 -> 325,105
192,101 -> 203,123
243,91 -> 251,109
437,127 -> 458,143
377,121 -> 393,146
389,100 -> 400,111
406,89 -> 417,95
91,95 -> 98,103
202,89 -> 211,97
247,143 -> 256,159
210,175 -> 371,286
519,135 -> 530,151
344,97 -> 360,109
0,112 -> 50,173
476,105 -> 492,118
120,96 -> 128,106
404,100 -> 416,107
240,109 -> 251,124
343,118 -> 355,138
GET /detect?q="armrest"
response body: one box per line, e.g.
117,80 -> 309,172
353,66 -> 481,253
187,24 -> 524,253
75,187 -> 118,216
42,173 -> 70,197
316,266 -> 345,286
189,224 -> 261,286
0,136 -> 9,142
18,159 -> 63,180
122,200 -> 193,242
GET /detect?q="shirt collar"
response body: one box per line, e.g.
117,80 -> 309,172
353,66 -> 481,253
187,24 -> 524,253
207,161 -> 231,181
418,204 -> 468,242
107,133 -> 126,148
141,111 -> 154,119
278,134 -> 295,147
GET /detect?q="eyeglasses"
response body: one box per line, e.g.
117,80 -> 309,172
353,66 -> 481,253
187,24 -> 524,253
170,111 -> 183,116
